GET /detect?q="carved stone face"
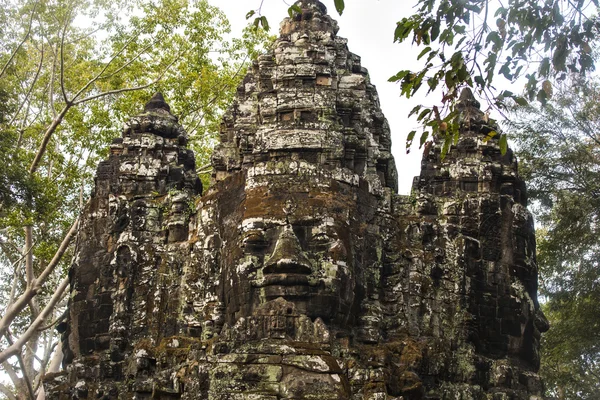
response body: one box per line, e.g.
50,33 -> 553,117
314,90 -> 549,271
219,177 -> 363,326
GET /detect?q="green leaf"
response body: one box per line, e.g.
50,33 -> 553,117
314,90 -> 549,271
417,46 -> 432,60
406,130 -> 417,149
419,130 -> 429,147
464,4 -> 482,13
334,0 -> 345,15
539,57 -> 551,77
246,10 -> 255,20
499,134 -> 508,155
456,65 -> 469,82
408,105 -> 422,118
482,130 -> 497,143
427,77 -> 438,92
454,24 -> 466,34
474,75 -> 485,88
260,16 -> 270,31
417,108 -> 431,122
441,134 -> 452,160
394,19 -> 413,42
499,62 -> 512,79
388,70 -> 410,83
287,5 -> 301,18
486,31 -> 503,49
452,125 -> 459,145
431,21 -> 440,41
515,96 -> 529,106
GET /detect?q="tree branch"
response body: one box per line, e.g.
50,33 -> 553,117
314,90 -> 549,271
8,42 -> 45,127
49,44 -> 58,119
70,34 -> 138,103
0,277 -> 70,365
59,14 -> 70,104
96,40 -> 155,81
0,0 -> 39,80
35,217 -> 79,288
24,226 -> 34,287
29,104 -> 71,174
0,383 -> 17,400
4,333 -> 35,400
0,218 -> 78,338
72,52 -> 182,105
37,309 -> 67,332
1,361 -> 21,393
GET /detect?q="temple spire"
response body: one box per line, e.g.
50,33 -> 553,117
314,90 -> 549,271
457,87 -> 481,110
144,92 -> 171,113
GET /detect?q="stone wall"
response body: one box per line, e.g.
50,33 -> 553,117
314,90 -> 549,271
45,1 -> 548,399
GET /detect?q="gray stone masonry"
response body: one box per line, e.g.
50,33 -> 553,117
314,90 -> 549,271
45,1 -> 548,399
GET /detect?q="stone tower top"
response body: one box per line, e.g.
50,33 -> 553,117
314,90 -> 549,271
457,87 -> 481,109
144,91 -> 171,113
212,0 -> 397,192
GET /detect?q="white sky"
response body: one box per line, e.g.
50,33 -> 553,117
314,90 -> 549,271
209,0 -> 427,194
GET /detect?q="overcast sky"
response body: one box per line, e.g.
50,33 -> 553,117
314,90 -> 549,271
209,0 -> 428,194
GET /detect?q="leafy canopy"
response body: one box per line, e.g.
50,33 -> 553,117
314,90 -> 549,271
0,0 -> 269,395
510,75 -> 600,399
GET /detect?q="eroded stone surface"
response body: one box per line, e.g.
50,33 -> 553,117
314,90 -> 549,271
45,1 -> 547,399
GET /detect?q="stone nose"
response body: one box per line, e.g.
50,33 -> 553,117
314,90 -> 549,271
263,225 -> 312,275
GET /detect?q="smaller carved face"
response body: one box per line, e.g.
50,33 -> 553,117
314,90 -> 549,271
221,186 -> 359,325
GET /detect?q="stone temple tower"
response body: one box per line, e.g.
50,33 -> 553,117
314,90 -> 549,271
46,1 -> 548,399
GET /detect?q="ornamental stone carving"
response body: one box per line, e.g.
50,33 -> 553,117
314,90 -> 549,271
45,1 -> 548,399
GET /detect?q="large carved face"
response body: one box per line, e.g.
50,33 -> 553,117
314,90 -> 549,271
219,176 -> 366,326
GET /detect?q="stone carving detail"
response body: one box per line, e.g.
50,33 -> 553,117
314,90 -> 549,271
45,2 -> 547,399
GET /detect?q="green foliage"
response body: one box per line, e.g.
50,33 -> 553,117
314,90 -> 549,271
0,0 -> 269,394
0,0 -> 267,254
511,75 -> 600,399
390,0 -> 599,157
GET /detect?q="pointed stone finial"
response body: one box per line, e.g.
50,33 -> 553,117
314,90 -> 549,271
297,0 -> 327,14
144,92 -> 171,113
457,87 -> 481,109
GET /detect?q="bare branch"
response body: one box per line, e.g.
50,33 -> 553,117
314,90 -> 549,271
29,104 -> 71,174
35,217 -> 79,287
8,42 -> 45,127
70,34 -> 138,103
0,277 -> 70,365
8,262 -> 22,309
0,218 -> 78,339
96,40 -> 155,81
37,309 -> 67,333
49,44 -> 58,119
0,383 -> 17,400
0,1 -> 39,80
73,52 -> 183,105
74,81 -> 153,105
1,361 -> 20,392
59,14 -> 70,104
34,341 -> 62,400
34,335 -> 58,392
4,333 -> 35,400
24,226 -> 34,287
46,341 -> 62,374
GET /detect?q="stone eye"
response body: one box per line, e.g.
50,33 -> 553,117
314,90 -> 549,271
311,233 -> 333,250
242,230 -> 267,251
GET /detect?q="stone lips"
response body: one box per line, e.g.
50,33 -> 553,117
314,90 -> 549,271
46,1 -> 548,399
